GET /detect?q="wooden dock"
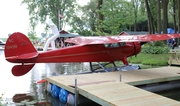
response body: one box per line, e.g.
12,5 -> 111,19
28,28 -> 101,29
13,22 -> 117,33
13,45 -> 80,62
168,49 -> 180,65
46,66 -> 180,106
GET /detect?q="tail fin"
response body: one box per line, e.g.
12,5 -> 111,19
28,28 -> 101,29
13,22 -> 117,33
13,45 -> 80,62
4,32 -> 38,76
5,32 -> 38,62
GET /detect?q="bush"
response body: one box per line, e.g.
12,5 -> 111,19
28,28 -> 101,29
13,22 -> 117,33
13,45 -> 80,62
141,41 -> 170,54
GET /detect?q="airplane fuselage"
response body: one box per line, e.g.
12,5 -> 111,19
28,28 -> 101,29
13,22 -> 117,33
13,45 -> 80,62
7,42 -> 141,65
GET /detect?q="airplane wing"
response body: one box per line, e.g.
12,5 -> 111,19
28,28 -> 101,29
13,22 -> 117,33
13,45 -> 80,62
65,34 -> 180,45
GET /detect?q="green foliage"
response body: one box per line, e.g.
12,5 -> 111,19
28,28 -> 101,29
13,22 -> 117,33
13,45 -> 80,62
100,0 -> 132,34
141,41 -> 170,54
69,0 -> 97,36
69,29 -> 92,36
22,0 -> 149,35
22,0 -> 176,37
93,28 -> 109,36
149,0 -> 158,30
128,53 -> 169,66
68,0 -> 148,35
27,31 -> 40,44
21,0 -> 77,31
28,31 -> 37,40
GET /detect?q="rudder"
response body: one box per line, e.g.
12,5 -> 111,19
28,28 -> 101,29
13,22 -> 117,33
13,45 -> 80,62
5,32 -> 37,61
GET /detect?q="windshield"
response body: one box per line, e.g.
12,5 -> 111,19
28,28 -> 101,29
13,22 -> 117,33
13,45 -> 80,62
104,42 -> 126,48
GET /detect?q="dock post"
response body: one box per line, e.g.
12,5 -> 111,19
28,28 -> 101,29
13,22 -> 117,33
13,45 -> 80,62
74,78 -> 78,106
120,74 -> 122,82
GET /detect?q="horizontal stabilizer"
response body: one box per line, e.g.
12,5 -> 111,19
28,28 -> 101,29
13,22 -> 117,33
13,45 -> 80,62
12,64 -> 35,76
6,52 -> 38,60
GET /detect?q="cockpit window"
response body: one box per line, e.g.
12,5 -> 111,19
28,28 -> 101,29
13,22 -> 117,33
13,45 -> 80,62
104,42 -> 126,48
110,43 -> 119,48
104,44 -> 109,48
119,42 -> 126,46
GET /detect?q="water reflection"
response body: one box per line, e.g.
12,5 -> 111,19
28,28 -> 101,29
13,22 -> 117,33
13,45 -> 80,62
46,62 -> 90,75
157,88 -> 180,101
0,50 -> 31,98
0,49 -> 91,105
30,62 -> 91,84
29,62 -> 91,105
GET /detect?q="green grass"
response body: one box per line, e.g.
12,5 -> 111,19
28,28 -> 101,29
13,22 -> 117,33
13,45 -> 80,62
128,53 -> 170,66
95,53 -> 170,68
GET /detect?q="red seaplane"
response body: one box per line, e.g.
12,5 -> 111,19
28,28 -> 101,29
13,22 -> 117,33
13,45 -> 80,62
4,31 -> 180,76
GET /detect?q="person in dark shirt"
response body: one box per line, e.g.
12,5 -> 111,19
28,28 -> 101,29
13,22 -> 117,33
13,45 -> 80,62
172,38 -> 176,49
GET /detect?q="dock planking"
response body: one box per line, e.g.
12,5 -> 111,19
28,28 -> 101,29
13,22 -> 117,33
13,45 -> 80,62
46,66 -> 180,105
79,82 -> 180,106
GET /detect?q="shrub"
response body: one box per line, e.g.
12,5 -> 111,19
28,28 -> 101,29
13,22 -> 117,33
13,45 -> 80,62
141,41 -> 170,54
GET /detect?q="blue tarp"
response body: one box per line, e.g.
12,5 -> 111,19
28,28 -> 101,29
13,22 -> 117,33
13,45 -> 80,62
167,28 -> 175,34
167,28 -> 174,44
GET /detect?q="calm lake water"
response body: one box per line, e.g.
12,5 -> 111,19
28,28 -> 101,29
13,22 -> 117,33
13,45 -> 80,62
0,49 -> 179,105
0,49 -> 94,105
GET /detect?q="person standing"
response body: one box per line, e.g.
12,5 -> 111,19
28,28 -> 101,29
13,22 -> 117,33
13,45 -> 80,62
172,38 -> 177,49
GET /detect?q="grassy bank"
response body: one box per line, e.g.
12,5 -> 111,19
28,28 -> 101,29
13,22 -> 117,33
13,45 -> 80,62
128,53 -> 170,66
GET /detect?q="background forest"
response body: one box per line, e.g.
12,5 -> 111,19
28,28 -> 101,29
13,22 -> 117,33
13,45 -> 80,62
22,0 -> 180,44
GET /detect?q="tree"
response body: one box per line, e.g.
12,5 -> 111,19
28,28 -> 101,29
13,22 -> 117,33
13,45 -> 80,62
131,0 -> 140,31
162,0 -> 169,34
157,0 -> 161,34
99,0 -> 136,35
28,31 -> 38,44
68,0 -> 97,36
178,0 -> 180,33
21,0 -> 77,31
97,0 -> 104,31
177,0 -> 180,44
23,0 -> 179,38
145,0 -> 154,34
172,0 -> 176,33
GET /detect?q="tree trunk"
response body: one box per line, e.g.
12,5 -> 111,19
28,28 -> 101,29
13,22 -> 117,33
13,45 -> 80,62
162,0 -> 169,34
157,0 -> 161,34
145,0 -> 154,34
178,0 -> 180,44
97,0 -> 104,31
173,0 -> 176,33
132,0 -> 139,31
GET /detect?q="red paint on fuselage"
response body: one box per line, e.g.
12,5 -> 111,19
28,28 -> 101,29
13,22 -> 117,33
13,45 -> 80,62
7,42 -> 141,63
